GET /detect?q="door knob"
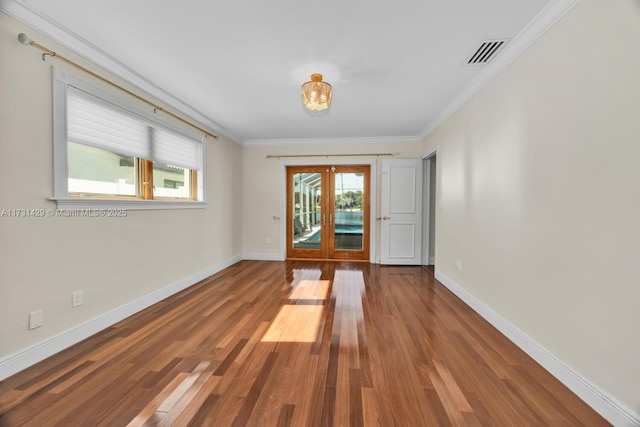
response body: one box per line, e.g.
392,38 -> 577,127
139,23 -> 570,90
382,216 -> 391,220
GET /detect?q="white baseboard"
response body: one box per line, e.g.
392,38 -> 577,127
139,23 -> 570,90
435,270 -> 640,427
0,254 -> 243,381
242,252 -> 283,261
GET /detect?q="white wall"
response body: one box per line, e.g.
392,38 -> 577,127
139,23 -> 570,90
0,13 -> 242,366
423,0 -> 640,417
242,141 -> 423,261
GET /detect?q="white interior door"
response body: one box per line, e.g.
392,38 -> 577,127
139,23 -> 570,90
380,159 -> 422,264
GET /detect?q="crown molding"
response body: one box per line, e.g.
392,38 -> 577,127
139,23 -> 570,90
418,0 -> 581,141
0,0 -> 239,144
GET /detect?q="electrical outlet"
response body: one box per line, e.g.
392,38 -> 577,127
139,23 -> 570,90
72,291 -> 83,307
29,310 -> 43,330
266,237 -> 271,244
456,259 -> 463,271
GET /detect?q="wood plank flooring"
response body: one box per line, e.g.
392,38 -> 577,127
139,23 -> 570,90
0,260 -> 610,426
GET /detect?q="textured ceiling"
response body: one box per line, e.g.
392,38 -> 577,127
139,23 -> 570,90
7,0 -> 566,144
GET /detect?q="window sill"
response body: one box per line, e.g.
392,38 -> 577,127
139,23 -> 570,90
49,198 -> 207,211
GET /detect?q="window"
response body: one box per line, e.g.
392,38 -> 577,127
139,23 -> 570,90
52,67 -> 205,210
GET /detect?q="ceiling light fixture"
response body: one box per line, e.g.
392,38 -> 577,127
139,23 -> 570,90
301,73 -> 332,111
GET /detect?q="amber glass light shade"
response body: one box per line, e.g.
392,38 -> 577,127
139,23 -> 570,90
301,73 -> 332,111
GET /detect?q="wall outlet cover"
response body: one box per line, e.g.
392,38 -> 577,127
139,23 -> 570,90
29,310 -> 43,329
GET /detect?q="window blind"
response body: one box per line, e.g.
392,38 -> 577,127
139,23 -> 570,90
152,127 -> 201,170
67,87 -> 149,158
67,86 -> 202,170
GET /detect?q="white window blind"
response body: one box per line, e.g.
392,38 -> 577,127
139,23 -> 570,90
152,128 -> 201,170
67,86 -> 202,170
67,87 -> 149,159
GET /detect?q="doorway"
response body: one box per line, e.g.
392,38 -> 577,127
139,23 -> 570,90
286,165 -> 370,260
422,154 -> 437,266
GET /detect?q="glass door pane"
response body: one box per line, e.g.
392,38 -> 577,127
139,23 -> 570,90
333,172 -> 364,250
292,171 -> 323,250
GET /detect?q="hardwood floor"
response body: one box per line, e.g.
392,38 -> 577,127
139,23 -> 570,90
0,261 -> 610,426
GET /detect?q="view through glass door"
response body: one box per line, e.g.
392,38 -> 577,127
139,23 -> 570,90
287,165 -> 369,260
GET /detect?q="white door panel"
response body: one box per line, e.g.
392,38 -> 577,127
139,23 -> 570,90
389,167 -> 417,213
389,223 -> 415,258
380,159 -> 422,265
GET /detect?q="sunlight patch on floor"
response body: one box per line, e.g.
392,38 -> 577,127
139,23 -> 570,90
261,305 -> 324,343
289,279 -> 330,300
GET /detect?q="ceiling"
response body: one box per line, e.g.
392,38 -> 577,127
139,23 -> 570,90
4,0 -> 572,145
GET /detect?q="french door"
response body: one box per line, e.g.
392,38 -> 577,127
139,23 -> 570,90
287,165 -> 370,260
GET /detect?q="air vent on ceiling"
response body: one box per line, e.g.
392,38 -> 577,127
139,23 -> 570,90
466,39 -> 510,65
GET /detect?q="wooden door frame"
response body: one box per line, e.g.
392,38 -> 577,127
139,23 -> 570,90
328,165 -> 370,261
286,166 -> 329,260
279,158 -> 377,262
286,165 -> 370,261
